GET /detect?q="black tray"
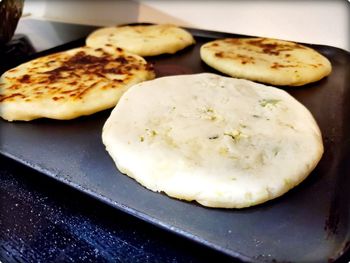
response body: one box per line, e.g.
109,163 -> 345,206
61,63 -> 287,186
1,26 -> 350,263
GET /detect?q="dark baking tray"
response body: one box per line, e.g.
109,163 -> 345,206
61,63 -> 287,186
1,26 -> 349,263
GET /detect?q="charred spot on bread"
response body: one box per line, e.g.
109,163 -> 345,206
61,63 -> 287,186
19,74 -> 31,83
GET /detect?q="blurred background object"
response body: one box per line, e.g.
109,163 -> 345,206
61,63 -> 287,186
0,0 -> 24,45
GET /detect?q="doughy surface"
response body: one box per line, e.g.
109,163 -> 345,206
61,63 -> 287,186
86,24 -> 195,56
102,73 -> 323,208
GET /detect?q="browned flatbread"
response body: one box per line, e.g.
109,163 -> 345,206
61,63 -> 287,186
200,38 -> 332,86
86,24 -> 195,56
0,46 -> 155,121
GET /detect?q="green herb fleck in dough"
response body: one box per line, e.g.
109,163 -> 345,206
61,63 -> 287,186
259,99 -> 281,107
273,147 -> 280,156
224,130 -> 246,143
145,128 -> 157,137
201,107 -> 219,121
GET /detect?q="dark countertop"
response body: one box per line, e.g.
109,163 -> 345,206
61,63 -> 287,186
2,152 -> 350,263
0,154 -> 234,263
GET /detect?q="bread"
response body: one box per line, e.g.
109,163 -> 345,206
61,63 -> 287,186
200,38 -> 332,86
102,73 -> 323,208
86,24 -> 195,56
0,46 -> 155,121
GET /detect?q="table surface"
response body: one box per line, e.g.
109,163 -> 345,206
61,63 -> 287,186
1,19 -> 350,263
0,154 -> 236,263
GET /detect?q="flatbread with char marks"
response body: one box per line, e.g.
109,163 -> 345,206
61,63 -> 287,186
200,38 -> 332,86
0,46 -> 155,121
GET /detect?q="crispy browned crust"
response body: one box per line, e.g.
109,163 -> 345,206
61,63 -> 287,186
201,38 -> 332,86
0,47 -> 154,103
0,46 -> 155,121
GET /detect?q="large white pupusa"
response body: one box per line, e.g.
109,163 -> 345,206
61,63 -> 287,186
102,73 -> 323,208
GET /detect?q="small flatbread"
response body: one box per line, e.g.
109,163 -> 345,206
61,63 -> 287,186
86,24 -> 195,56
200,38 -> 332,86
102,73 -> 323,208
0,46 -> 155,121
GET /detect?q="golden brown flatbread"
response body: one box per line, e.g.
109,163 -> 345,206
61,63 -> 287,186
200,38 -> 332,86
86,24 -> 195,56
0,46 -> 155,121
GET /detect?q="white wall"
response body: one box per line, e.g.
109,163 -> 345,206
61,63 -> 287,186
23,0 -> 140,25
22,0 -> 47,17
138,0 -> 349,51
23,0 -> 349,51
